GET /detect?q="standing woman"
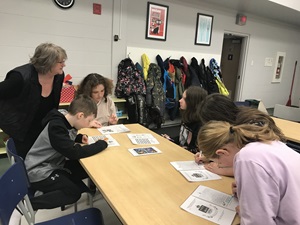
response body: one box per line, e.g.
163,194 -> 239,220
0,43 -> 67,159
197,107 -> 300,224
162,86 -> 207,153
76,73 -> 118,127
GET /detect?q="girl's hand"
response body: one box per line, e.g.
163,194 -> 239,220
82,134 -> 89,144
109,114 -> 118,125
194,152 -> 207,164
90,120 -> 102,128
204,162 -> 234,177
235,205 -> 240,215
161,134 -> 169,139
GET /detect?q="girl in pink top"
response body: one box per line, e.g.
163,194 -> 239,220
197,107 -> 300,225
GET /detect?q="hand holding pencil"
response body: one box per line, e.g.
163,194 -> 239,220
194,151 -> 206,164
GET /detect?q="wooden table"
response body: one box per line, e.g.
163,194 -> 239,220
80,124 -> 240,225
272,117 -> 300,143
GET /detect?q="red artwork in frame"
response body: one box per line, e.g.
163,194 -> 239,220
145,2 -> 169,41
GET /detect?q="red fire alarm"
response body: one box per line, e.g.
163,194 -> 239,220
93,3 -> 101,15
236,14 -> 247,26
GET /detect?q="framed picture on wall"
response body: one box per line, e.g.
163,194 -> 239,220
195,13 -> 214,46
272,52 -> 286,83
145,2 -> 169,41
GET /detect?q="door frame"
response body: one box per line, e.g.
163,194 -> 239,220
223,30 -> 250,101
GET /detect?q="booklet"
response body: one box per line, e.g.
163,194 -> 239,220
128,146 -> 162,156
88,134 -> 120,147
181,185 -> 238,225
170,161 -> 221,182
98,124 -> 130,134
127,133 -> 159,145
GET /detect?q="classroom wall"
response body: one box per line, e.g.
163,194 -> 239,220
0,0 -> 113,84
122,0 -> 300,107
1,0 -> 300,107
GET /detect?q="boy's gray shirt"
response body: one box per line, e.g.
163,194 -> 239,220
25,109 -> 108,183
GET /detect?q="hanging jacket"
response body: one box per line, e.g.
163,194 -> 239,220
141,54 -> 151,80
209,58 -> 229,96
156,54 -> 165,83
115,58 -> 146,98
180,56 -> 200,88
145,63 -> 165,128
206,66 -> 220,94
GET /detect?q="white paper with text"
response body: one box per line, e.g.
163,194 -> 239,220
128,146 -> 162,156
127,133 -> 159,145
181,185 -> 238,225
170,161 -> 221,182
98,124 -> 130,134
180,170 -> 221,182
88,134 -> 119,147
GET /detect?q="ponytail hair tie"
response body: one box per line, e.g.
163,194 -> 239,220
230,126 -> 234,134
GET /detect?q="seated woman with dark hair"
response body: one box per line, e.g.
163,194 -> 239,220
162,86 -> 208,153
194,93 -> 239,176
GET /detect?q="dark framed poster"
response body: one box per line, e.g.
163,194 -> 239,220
195,13 -> 214,46
145,2 -> 169,41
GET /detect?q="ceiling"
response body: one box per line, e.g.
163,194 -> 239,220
189,0 -> 300,29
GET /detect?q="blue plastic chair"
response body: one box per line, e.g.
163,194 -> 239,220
6,138 -> 32,188
5,138 -> 94,212
0,161 -> 104,225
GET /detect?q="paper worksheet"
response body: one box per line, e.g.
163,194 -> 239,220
127,133 -> 159,145
88,134 -> 120,147
170,161 -> 221,182
128,146 -> 162,156
181,185 -> 238,225
98,124 -> 130,134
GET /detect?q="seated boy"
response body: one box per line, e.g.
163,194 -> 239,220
24,94 -> 108,210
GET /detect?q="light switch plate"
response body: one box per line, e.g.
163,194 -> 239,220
265,58 -> 273,67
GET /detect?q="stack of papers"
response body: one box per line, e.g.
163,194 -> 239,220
127,133 -> 159,145
88,134 -> 119,147
170,161 -> 221,182
98,124 -> 130,134
181,185 -> 238,225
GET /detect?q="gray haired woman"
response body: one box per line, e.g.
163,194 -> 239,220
0,42 -> 67,158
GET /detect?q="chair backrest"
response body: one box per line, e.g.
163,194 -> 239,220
6,138 -> 22,164
6,138 -> 31,188
273,104 -> 300,122
0,162 -> 32,225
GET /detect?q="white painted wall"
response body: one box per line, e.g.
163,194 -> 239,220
1,0 -> 300,107
122,0 -> 300,107
0,0 -> 113,84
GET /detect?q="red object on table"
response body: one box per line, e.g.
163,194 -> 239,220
60,85 -> 75,103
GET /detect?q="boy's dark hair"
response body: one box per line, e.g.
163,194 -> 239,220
68,94 -> 97,117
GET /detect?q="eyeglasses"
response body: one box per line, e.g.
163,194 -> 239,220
57,59 -> 66,64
